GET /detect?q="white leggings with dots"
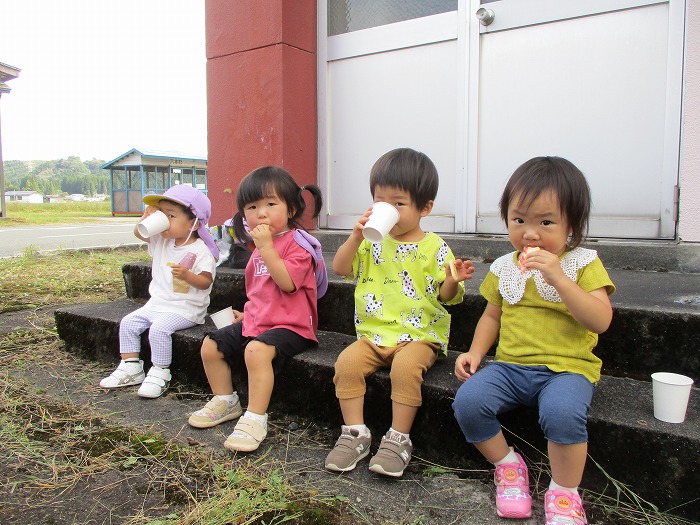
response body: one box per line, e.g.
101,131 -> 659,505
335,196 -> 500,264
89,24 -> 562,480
119,306 -> 196,367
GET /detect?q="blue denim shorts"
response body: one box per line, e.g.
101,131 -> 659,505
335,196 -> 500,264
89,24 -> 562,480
452,361 -> 595,445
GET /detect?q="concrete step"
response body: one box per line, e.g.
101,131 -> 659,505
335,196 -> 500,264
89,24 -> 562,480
55,299 -> 700,518
124,260 -> 700,381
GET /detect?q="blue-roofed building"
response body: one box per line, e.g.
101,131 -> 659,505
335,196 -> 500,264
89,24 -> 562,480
101,148 -> 208,215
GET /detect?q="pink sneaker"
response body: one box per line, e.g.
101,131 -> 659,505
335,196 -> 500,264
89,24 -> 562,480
494,448 -> 532,518
544,489 -> 587,525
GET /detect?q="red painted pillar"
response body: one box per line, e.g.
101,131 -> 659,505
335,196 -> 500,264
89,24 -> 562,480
205,0 -> 318,227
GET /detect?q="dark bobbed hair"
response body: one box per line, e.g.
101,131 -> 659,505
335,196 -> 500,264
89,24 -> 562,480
369,148 -> 439,211
232,166 -> 323,242
499,156 -> 591,248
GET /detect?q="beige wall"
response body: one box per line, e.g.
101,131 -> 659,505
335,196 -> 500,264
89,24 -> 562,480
680,0 -> 700,242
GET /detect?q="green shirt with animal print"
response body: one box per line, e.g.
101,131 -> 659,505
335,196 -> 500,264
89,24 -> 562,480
348,232 -> 464,357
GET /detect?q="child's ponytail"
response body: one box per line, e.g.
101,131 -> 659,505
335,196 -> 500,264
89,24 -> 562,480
298,184 -> 323,221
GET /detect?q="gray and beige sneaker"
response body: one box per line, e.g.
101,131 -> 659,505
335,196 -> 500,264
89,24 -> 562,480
325,426 -> 371,472
368,430 -> 412,477
188,396 -> 243,428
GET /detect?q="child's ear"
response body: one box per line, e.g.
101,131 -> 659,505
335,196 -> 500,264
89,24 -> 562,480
420,200 -> 434,217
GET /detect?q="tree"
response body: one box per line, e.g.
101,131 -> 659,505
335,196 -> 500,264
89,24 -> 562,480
3,160 -> 29,184
22,176 -> 40,191
3,158 -> 109,197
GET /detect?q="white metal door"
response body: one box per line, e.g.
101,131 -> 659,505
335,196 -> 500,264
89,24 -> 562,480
318,3 -> 461,234
467,0 -> 684,239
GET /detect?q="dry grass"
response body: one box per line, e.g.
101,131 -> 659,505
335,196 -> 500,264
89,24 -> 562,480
0,332 -> 358,525
0,248 -> 362,525
0,246 -> 151,313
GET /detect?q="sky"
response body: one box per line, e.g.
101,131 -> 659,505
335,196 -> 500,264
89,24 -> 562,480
0,0 -> 207,163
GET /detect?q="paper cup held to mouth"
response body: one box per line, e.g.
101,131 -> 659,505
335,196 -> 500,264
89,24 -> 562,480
137,210 -> 170,238
363,202 -> 400,243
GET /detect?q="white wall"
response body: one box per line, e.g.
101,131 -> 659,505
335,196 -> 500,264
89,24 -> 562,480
679,0 -> 700,242
23,194 -> 43,203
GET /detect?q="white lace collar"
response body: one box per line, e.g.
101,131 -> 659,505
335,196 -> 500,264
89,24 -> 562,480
491,247 -> 598,305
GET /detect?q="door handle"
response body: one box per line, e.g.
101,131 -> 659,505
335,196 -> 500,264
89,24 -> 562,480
476,7 -> 495,26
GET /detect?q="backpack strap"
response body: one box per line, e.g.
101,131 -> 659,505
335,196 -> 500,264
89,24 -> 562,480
293,229 -> 328,299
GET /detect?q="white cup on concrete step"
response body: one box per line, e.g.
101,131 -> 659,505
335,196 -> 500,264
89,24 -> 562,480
137,210 -> 170,238
363,202 -> 400,243
210,306 -> 234,329
651,372 -> 694,423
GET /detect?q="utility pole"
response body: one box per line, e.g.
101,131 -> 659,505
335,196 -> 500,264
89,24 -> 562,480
0,62 -> 21,218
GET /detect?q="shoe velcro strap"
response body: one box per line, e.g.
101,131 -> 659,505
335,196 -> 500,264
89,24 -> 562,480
110,368 -> 142,383
233,418 -> 266,441
146,367 -> 171,381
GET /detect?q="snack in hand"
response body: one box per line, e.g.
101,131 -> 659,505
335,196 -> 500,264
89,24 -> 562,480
449,259 -> 457,276
518,246 -> 540,273
178,252 -> 197,270
173,252 -> 197,293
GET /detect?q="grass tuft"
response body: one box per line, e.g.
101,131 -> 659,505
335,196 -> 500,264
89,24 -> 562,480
0,247 -> 150,313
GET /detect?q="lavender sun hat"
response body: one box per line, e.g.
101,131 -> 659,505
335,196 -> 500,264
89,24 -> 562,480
143,185 -> 220,260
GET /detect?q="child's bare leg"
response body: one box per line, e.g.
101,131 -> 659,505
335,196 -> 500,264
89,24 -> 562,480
120,352 -> 139,360
201,336 -> 233,394
244,340 -> 276,414
548,441 -> 587,488
474,431 -> 512,463
339,396 -> 365,425
391,401 -> 418,434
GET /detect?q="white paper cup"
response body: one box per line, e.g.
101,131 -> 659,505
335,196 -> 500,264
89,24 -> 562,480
210,306 -> 234,329
137,210 -> 170,238
363,202 -> 400,242
651,372 -> 694,423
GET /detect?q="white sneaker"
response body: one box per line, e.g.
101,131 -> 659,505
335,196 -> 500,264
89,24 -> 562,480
99,359 -> 145,389
137,366 -> 171,398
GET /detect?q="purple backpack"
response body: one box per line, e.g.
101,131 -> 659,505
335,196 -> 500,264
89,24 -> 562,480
293,230 -> 328,299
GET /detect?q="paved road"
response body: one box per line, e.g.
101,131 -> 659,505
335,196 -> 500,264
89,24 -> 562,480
0,219 -> 141,257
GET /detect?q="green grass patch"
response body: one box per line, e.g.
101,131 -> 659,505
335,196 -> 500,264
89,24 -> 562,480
1,200 -> 116,225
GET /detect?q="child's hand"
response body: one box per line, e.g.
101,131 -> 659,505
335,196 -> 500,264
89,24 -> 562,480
454,351 -> 482,382
351,207 -> 374,241
168,262 -> 190,280
141,205 -> 160,219
248,224 -> 273,250
447,258 -> 476,282
522,248 -> 566,287
233,309 -> 244,323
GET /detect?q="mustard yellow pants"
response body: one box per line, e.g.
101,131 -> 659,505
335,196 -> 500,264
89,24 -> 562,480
333,336 -> 439,407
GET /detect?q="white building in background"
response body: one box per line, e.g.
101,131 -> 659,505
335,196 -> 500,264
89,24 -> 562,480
65,194 -> 86,201
4,190 -> 43,203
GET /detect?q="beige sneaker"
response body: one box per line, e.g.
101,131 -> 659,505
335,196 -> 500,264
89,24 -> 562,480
188,396 -> 243,428
224,416 -> 267,452
325,426 -> 372,472
368,430 -> 412,477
